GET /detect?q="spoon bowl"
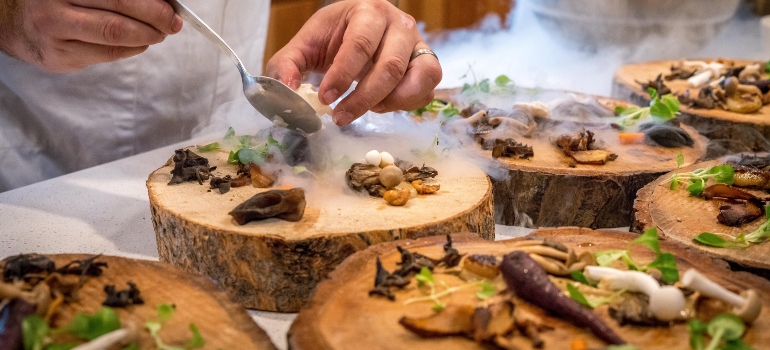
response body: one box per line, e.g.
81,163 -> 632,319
169,0 -> 322,133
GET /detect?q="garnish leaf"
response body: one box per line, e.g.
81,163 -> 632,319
693,232 -> 749,248
196,142 -> 220,153
566,283 -> 591,307
22,315 -> 48,350
570,270 -> 592,286
57,307 -> 121,341
676,153 -> 685,168
223,127 -> 235,139
267,133 -> 285,152
475,281 -> 496,300
157,303 -> 175,323
184,323 -> 205,349
494,75 -> 512,87
567,284 -> 625,309
415,267 -> 434,286
632,228 -> 661,254
689,319 -> 707,350
646,253 -> 679,284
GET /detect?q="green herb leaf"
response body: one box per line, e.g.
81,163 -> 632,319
223,127 -> 235,139
267,133 -> 285,152
57,307 -> 121,341
648,87 -> 659,101
235,148 -> 266,166
722,338 -> 753,350
676,153 -> 685,168
478,79 -> 490,93
431,303 -> 446,312
693,232 -> 748,248
22,315 -> 48,350
646,253 -> 680,283
632,228 -> 661,254
227,150 -> 238,165
184,323 -> 205,349
707,313 -> 745,341
687,180 -> 706,197
566,283 -> 592,307
670,176 -> 680,190
744,206 -> 770,243
293,166 -> 318,178
765,60 -> 770,74
475,281 -> 496,300
709,165 -> 735,185
196,142 -> 220,153
415,267 -> 434,286
570,270 -> 592,286
494,75 -> 512,87
157,303 -> 176,323
689,319 -> 707,350
595,250 -> 633,268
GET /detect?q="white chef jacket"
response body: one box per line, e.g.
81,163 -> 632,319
0,0 -> 270,191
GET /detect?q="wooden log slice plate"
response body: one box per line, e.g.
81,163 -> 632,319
435,88 -> 709,228
288,228 -> 770,350
612,59 -> 770,152
0,254 -> 276,349
147,148 -> 494,312
633,156 -> 770,272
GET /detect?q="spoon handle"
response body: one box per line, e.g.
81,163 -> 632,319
167,0 -> 251,77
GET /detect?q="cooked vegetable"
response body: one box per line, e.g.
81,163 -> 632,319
681,269 -> 762,324
383,188 -> 410,206
410,179 -> 440,195
399,304 -> 475,337
0,298 -> 36,350
695,206 -> 770,248
228,188 -> 306,224
618,133 -> 645,145
500,251 -> 625,345
462,254 -> 500,279
584,266 -> 684,321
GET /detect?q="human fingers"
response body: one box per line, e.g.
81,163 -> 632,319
370,45 -> 442,113
316,1 -> 388,106
265,48 -> 305,91
44,40 -> 149,72
330,22 -> 417,125
68,0 -> 182,35
48,7 -> 169,47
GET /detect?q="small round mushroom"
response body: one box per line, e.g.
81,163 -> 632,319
681,269 -> 763,323
585,266 -> 685,321
365,150 -> 381,166
379,151 -> 395,168
738,64 -> 762,82
724,77 -> 739,96
383,188 -> 410,206
379,165 -> 404,189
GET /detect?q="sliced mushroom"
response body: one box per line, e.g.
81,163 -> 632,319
228,188 -> 306,224
399,304 -> 476,337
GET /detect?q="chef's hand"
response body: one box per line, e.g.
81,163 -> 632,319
266,0 -> 442,126
0,0 -> 182,72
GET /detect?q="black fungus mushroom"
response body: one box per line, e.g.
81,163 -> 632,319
440,235 -> 463,268
368,257 -> 410,301
209,175 -> 232,194
393,246 -> 438,277
55,255 -> 108,277
2,254 -> 55,282
484,138 -> 534,159
103,281 -> 145,308
282,130 -> 312,166
228,188 -> 306,224
639,123 -> 694,148
168,149 -> 215,185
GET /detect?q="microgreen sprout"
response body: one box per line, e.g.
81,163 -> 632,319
615,88 -> 680,129
145,304 -> 204,350
677,153 -> 685,168
694,206 -> 770,249
663,164 -> 735,196
566,283 -> 626,309
594,228 -> 680,283
688,313 -> 750,350
458,65 -> 518,96
412,99 -> 460,122
196,142 -> 221,153
23,307 -> 128,350
403,267 -> 496,312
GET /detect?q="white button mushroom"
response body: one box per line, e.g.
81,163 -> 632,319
585,266 -> 685,321
365,150 -> 381,166
682,269 -> 763,324
379,151 -> 395,168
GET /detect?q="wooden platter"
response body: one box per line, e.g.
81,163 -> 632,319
633,157 -> 770,272
147,148 -> 494,312
612,59 -> 770,152
0,254 -> 276,349
288,228 -> 770,350
435,88 -> 709,228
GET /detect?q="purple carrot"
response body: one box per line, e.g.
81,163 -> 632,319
501,251 -> 625,345
0,298 -> 37,350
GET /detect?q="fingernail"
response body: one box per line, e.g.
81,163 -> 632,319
334,111 -> 353,126
322,89 -> 339,105
171,15 -> 183,33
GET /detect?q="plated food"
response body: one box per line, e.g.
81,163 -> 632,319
420,88 -> 707,228
0,254 -> 275,349
289,229 -> 770,350
613,59 -> 770,153
147,127 -> 493,312
634,153 -> 770,273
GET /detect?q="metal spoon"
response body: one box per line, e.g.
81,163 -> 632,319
168,0 -> 322,133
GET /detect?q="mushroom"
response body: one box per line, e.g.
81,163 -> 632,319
228,188 -> 306,224
585,266 -> 685,321
378,165 -> 404,189
72,322 -> 138,350
528,254 -> 569,276
515,246 -> 569,262
384,188 -> 410,206
365,150 -> 381,166
738,64 -> 762,83
681,269 -> 762,324
513,101 -> 550,119
724,77 -> 739,96
379,151 -> 395,167
411,179 -> 440,194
